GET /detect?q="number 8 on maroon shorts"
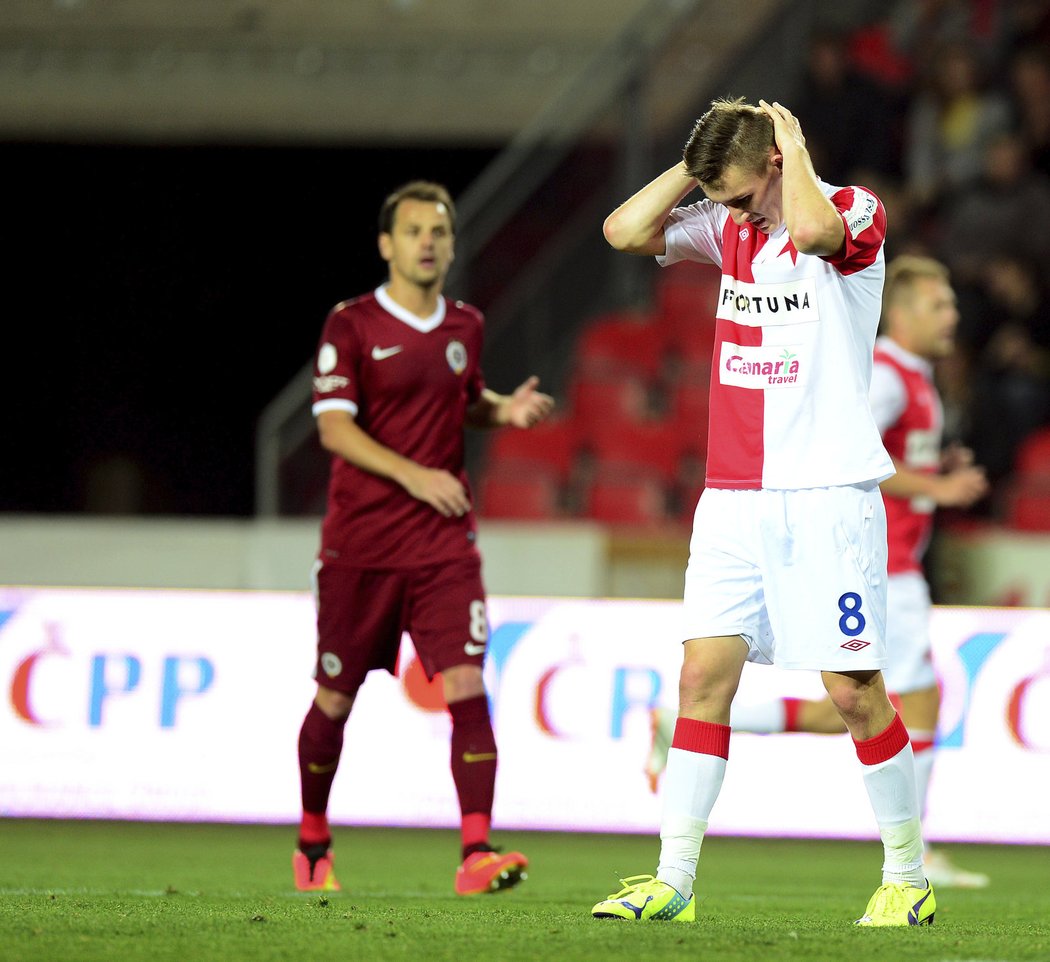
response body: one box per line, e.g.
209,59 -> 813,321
312,552 -> 488,695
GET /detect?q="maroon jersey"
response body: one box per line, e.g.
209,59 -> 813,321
311,285 -> 486,569
869,337 -> 943,574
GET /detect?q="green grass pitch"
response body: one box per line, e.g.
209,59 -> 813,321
0,819 -> 1047,962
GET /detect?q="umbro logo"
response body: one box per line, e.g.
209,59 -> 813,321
840,639 -> 871,651
371,345 -> 403,361
739,228 -> 750,240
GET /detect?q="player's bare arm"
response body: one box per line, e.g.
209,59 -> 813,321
759,100 -> 844,256
879,457 -> 990,508
316,409 -> 470,517
465,376 -> 555,429
603,162 -> 699,256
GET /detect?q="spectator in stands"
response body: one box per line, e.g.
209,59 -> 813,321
793,29 -> 902,185
903,39 -> 1012,212
1008,44 -> 1050,178
962,255 -> 1050,488
935,130 -> 1050,286
887,0 -> 1010,81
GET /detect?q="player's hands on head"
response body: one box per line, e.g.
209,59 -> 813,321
758,99 -> 806,156
507,376 -> 555,429
403,464 -> 471,517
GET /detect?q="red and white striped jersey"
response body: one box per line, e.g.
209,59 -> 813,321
870,336 -> 943,574
658,182 -> 894,490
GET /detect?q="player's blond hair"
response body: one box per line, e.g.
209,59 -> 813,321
379,181 -> 456,235
683,97 -> 775,191
881,254 -> 951,327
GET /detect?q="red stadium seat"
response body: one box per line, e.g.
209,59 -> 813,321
1003,478 -> 1050,532
477,466 -> 562,520
582,467 -> 672,525
573,310 -> 667,379
586,419 -> 693,483
483,417 -> 580,481
569,375 -> 650,425
653,265 -> 719,379
667,382 -> 711,454
1014,427 -> 1050,480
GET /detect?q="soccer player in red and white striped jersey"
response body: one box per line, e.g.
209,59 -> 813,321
590,98 -> 935,926
644,255 -> 991,889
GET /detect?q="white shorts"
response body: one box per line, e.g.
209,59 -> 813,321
682,484 -> 888,672
881,571 -> 936,694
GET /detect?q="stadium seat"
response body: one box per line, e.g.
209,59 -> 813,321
1003,478 -> 1050,532
582,467 -> 672,525
585,419 -> 690,483
667,381 -> 711,447
573,310 -> 667,380
1014,426 -> 1050,480
477,465 -> 562,520
568,374 -> 650,425
482,417 -> 581,481
656,269 -> 719,319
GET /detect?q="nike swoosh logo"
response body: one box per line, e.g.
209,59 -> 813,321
464,641 -> 486,656
371,345 -> 403,360
307,761 -> 339,774
462,752 -> 497,763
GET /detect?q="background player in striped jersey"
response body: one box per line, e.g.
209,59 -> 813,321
646,254 -> 990,887
591,98 -> 935,926
293,180 -> 553,895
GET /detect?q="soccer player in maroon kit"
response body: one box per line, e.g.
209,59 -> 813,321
293,180 -> 554,895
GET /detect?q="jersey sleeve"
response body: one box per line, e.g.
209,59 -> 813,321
311,305 -> 361,418
467,319 -> 485,405
869,358 -> 907,433
656,199 -> 726,268
823,186 -> 886,275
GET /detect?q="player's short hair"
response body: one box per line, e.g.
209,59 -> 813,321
379,181 -> 456,235
683,97 -> 775,191
880,254 -> 951,331
883,254 -> 950,307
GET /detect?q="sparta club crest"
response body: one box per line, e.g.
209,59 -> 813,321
446,339 -> 468,375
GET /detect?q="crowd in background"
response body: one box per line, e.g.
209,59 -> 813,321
797,0 -> 1050,508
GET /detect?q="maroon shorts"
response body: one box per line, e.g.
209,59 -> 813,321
312,552 -> 488,695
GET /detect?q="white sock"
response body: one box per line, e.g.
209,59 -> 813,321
859,743 -> 926,887
656,746 -> 726,898
910,734 -> 936,820
729,698 -> 787,733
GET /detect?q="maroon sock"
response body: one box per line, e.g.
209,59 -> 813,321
448,695 -> 497,857
298,702 -> 346,838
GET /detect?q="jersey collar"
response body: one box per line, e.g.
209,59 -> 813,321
375,285 -> 446,333
875,335 -> 934,377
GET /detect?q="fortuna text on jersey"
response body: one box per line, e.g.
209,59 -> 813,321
716,278 -> 819,327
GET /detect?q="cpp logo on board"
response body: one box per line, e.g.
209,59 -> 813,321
481,612 -> 1050,752
2,611 -> 215,730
